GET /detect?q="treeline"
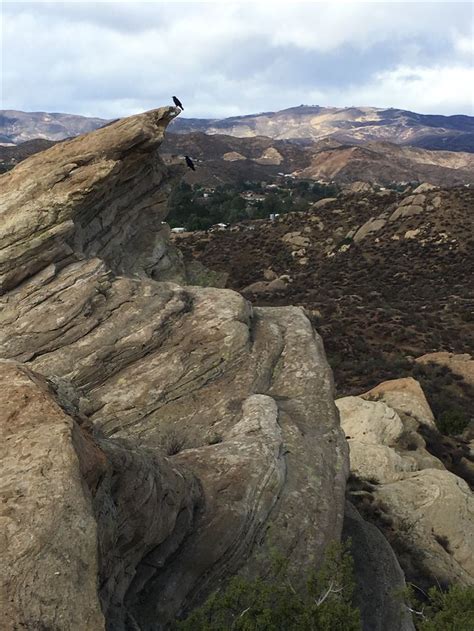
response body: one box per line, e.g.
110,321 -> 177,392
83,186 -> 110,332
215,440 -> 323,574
167,179 -> 340,231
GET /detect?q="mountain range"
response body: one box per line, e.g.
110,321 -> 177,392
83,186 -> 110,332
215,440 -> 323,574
2,105 -> 474,151
3,129 -> 474,187
169,105 -> 474,152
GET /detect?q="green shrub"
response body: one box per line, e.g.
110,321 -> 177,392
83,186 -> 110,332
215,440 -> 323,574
410,584 -> 474,631
175,541 -> 361,630
435,408 -> 469,436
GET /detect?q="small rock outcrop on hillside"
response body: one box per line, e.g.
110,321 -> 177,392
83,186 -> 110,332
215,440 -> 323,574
339,378 -> 474,590
0,108 -> 349,629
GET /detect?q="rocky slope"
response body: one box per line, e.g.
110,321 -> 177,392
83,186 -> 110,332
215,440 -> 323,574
3,130 -> 474,187
177,185 -> 474,397
0,107 -> 349,629
297,141 -> 474,186
170,105 -> 474,152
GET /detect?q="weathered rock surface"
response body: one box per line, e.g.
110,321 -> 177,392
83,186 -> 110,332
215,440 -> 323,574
353,217 -> 387,242
338,379 -> 474,587
375,468 -> 474,586
343,502 -> 415,631
0,362 -> 105,631
0,108 -> 349,629
363,377 -> 437,428
0,106 -> 184,292
0,360 -> 201,631
337,395 -> 442,483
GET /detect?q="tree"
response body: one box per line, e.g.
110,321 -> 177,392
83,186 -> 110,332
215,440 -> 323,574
408,584 -> 474,631
175,541 -> 361,630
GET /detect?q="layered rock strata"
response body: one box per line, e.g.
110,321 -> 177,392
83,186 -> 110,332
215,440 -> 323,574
0,108 -> 348,629
338,378 -> 474,588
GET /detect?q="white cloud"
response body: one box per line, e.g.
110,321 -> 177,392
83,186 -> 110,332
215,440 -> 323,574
1,2 -> 473,117
327,63 -> 474,114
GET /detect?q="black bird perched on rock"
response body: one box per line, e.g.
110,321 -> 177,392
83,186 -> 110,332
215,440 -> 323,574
185,156 -> 195,171
172,96 -> 184,110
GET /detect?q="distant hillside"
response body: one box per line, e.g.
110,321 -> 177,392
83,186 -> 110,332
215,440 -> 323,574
0,110 -> 109,144
160,132 -> 312,185
297,141 -> 474,186
3,130 -> 474,187
3,106 -> 474,152
161,132 -> 474,187
170,105 -> 474,152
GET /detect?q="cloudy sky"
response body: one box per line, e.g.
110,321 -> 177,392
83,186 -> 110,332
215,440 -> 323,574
2,1 -> 473,119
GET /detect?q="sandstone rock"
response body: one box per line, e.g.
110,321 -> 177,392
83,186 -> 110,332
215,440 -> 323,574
0,108 -> 349,628
415,352 -> 474,387
253,147 -> 283,165
337,396 -> 405,446
0,107 -> 183,293
363,377 -> 437,428
389,204 -> 425,222
184,258 -> 228,288
413,183 -> 437,193
340,379 -> 474,588
281,231 -> 311,248
404,228 -> 421,239
374,469 -> 474,585
353,217 -> 386,243
0,361 -> 105,631
348,181 -> 373,194
312,197 -> 337,209
399,194 -> 426,207
222,151 -> 246,161
343,502 -> 415,631
0,360 -> 201,631
336,396 -> 441,483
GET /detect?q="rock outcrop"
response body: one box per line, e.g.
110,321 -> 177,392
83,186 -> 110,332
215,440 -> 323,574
0,108 -> 349,629
343,502 -> 415,631
338,378 -> 474,588
0,362 -> 105,631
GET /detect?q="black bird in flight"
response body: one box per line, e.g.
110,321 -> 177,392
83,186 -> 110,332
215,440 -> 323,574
185,156 -> 195,171
172,96 -> 184,110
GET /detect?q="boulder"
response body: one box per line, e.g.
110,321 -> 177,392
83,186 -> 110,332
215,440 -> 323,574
374,469 -> 474,585
338,379 -> 474,587
337,395 -> 442,484
337,396 -> 405,445
412,183 -> 437,194
353,217 -> 386,242
363,377 -> 437,428
389,205 -> 425,221
348,181 -> 373,194
312,197 -> 338,209
281,231 -> 311,248
222,151 -> 246,161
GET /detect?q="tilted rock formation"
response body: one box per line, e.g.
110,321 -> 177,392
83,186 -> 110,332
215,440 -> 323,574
0,106 -> 185,293
0,362 -> 105,630
0,360 -> 200,631
343,502 -> 415,631
0,108 -> 349,629
338,378 -> 474,588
